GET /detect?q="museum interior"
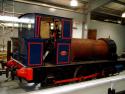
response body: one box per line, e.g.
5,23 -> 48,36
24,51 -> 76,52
0,0 -> 125,94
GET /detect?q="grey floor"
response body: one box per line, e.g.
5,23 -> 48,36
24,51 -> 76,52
0,75 -> 43,94
0,71 -> 125,94
0,75 -> 24,94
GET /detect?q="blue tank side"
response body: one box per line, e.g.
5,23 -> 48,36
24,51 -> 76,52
18,13 -> 35,66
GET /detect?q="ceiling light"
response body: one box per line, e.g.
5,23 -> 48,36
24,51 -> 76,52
70,0 -> 78,7
2,23 -> 19,27
117,20 -> 121,24
104,19 -> 109,22
0,15 -> 34,23
49,8 -> 56,12
0,16 -> 18,22
122,12 -> 125,18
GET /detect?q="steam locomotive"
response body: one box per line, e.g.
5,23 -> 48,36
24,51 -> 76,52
6,13 -> 125,86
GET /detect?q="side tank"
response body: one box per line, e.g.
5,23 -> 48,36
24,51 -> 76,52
71,38 -> 117,61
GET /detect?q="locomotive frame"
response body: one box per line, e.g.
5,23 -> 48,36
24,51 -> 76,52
6,13 -> 125,86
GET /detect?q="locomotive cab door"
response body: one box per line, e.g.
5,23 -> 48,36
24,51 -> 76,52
28,42 -> 43,66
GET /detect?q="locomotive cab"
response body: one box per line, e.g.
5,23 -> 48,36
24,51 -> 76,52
11,13 -> 72,67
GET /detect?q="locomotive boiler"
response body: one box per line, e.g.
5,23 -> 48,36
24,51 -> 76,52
6,13 -> 124,86
71,38 -> 116,61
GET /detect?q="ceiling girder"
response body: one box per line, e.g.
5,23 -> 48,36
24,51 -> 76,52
89,0 -> 114,11
112,0 -> 125,6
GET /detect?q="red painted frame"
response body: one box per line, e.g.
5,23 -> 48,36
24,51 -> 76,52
62,19 -> 72,39
54,73 -> 100,84
35,16 -> 41,38
56,43 -> 71,64
28,42 -> 43,66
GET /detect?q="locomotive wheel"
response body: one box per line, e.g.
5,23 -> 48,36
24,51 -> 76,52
11,69 -> 15,80
74,66 -> 83,78
6,68 -> 16,80
18,77 -> 22,83
5,68 -> 9,78
74,66 -> 90,81
41,74 -> 55,87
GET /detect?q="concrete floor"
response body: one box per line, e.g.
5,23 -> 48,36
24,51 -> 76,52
0,75 -> 43,94
0,71 -> 125,94
0,75 -> 25,94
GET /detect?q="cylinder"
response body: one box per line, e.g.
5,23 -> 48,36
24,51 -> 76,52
71,38 -> 117,61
